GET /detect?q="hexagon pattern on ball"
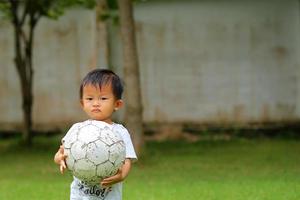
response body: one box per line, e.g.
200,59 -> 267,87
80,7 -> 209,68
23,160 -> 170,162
63,120 -> 125,185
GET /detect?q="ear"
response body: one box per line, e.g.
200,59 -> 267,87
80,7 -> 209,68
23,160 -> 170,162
114,99 -> 123,111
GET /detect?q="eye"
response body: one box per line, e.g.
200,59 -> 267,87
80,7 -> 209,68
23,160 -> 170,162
101,97 -> 108,100
85,97 -> 93,101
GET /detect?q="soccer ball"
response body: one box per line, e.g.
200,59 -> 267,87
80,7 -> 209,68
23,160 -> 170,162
62,120 -> 126,185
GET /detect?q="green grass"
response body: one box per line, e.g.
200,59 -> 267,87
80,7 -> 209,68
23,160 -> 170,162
0,136 -> 299,200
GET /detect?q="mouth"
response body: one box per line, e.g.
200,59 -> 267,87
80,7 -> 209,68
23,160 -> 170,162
91,109 -> 101,113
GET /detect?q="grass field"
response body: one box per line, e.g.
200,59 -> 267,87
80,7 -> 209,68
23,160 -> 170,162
0,135 -> 299,200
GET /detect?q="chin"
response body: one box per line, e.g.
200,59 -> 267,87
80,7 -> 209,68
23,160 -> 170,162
90,117 -> 104,121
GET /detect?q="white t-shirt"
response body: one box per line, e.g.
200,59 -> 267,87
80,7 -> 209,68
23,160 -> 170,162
62,120 -> 137,200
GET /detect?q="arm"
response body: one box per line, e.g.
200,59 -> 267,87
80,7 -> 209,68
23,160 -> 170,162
101,158 -> 132,187
54,145 -> 67,174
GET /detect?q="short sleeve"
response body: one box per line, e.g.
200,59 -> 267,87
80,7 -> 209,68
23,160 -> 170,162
113,124 -> 138,162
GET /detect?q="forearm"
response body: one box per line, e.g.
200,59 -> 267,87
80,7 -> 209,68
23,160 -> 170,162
120,158 -> 132,180
100,158 -> 132,187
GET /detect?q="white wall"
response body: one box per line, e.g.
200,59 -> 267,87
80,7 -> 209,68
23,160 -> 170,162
134,0 -> 300,123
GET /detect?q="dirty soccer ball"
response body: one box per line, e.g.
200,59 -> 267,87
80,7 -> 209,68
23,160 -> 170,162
63,120 -> 126,185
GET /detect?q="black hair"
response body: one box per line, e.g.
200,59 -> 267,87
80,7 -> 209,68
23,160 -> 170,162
79,69 -> 124,100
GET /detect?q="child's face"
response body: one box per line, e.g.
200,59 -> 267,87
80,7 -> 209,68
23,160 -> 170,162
80,84 -> 123,124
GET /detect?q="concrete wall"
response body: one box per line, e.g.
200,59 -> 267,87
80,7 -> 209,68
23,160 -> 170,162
133,0 -> 300,124
0,0 -> 299,131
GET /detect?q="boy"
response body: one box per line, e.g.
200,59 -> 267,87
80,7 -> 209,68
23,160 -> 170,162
54,69 -> 137,200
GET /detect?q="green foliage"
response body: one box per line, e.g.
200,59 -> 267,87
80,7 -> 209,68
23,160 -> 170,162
100,9 -> 119,24
45,0 -> 96,19
98,0 -> 119,24
107,0 -> 118,9
99,0 -> 146,24
0,0 -> 96,21
0,1 -> 11,19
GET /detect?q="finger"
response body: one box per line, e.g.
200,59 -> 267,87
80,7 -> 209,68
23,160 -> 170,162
102,177 -> 114,182
101,177 -> 119,187
101,180 -> 112,185
101,177 -> 113,184
60,165 -> 65,174
60,161 -> 67,174
104,170 -> 121,181
61,164 -> 67,173
62,161 -> 67,168
101,181 -> 112,188
102,175 -> 118,183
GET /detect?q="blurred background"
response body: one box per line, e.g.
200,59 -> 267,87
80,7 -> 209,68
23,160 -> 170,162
1,0 -> 299,136
0,0 -> 299,199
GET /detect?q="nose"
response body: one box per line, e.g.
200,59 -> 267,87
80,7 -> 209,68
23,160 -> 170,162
92,100 -> 100,107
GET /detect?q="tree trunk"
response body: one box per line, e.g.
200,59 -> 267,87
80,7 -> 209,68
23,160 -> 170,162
11,1 -> 35,146
13,28 -> 34,146
13,38 -> 33,145
96,0 -> 111,69
118,0 -> 144,155
21,82 -> 33,145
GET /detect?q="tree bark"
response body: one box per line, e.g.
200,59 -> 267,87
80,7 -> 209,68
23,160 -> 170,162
10,1 -> 36,146
96,0 -> 111,69
118,0 -> 144,155
13,30 -> 33,146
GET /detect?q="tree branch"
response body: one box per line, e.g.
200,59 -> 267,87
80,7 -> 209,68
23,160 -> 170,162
9,0 -> 19,26
20,1 -> 29,26
32,11 -> 41,28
